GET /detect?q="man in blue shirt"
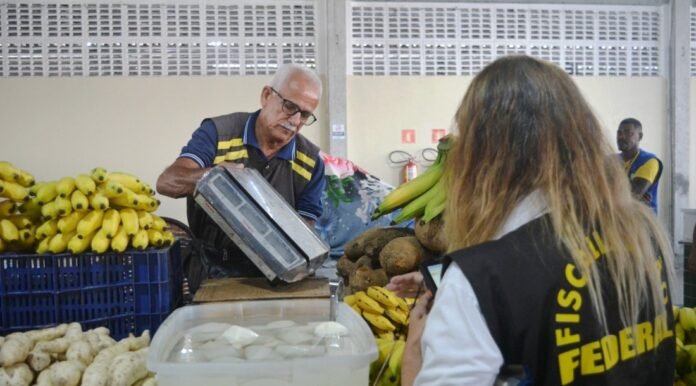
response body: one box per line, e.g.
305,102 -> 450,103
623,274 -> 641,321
157,63 -> 325,291
616,118 -> 663,213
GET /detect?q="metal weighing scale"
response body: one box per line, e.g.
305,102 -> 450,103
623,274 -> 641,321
193,167 -> 330,284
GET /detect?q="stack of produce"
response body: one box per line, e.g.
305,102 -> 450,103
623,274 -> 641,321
0,161 -> 35,252
0,324 -> 153,386
344,286 -> 412,386
674,305 -> 696,385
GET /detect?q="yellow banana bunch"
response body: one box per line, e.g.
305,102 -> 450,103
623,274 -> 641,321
75,174 -> 97,195
98,180 -> 125,198
77,210 -> 104,238
91,167 -> 108,184
355,291 -> 385,314
137,210 -> 153,230
8,215 -> 33,230
101,209 -> 120,238
367,286 -> 399,309
36,236 -> 51,254
350,287 -> 411,342
17,198 -> 41,218
71,190 -> 89,211
132,229 -> 149,250
0,161 -> 34,186
162,230 -> 175,246
41,201 -> 58,220
151,214 -> 168,231
135,194 -> 159,212
56,177 -> 76,198
119,208 -> 139,236
147,229 -> 164,248
109,187 -> 140,208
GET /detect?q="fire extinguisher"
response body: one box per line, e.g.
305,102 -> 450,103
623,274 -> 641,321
402,159 -> 418,183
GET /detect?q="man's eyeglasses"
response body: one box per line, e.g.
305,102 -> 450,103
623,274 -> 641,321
269,87 -> 317,126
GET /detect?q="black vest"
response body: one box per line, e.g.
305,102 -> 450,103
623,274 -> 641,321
445,216 -> 674,386
187,112 -> 320,280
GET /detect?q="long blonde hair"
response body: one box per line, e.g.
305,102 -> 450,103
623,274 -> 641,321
444,55 -> 673,328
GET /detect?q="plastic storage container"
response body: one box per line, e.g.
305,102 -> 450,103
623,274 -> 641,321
148,299 -> 377,386
0,242 -> 182,339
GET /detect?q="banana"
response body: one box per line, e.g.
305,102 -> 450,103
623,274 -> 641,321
48,231 -> 75,254
0,218 -> 19,242
17,198 -> 41,218
377,330 -> 395,341
681,307 -> 696,331
151,214 -> 168,231
67,231 -> 94,254
387,340 -> 406,380
367,286 -> 400,309
390,178 -> 445,225
98,180 -> 125,198
119,208 -> 139,236
132,229 -> 149,250
355,291 -> 385,314
88,192 -> 110,210
0,161 -> 21,182
372,158 -> 445,219
71,190 -> 89,211
137,210 -> 153,230
107,172 -> 142,193
110,227 -> 129,253
91,167 -> 108,183
385,308 -> 409,326
8,215 -> 33,229
0,200 -> 16,217
101,208 -> 120,238
134,194 -> 159,212
77,210 -> 104,238
36,219 -> 59,240
41,201 -> 59,220
55,177 -> 76,198
17,227 -> 35,249
28,182 -> 45,197
91,228 -> 110,253
162,230 -> 175,246
0,236 -> 5,252
35,182 -> 58,205
677,323 -> 686,343
16,170 -> 35,187
363,311 -> 396,332
395,297 -> 409,314
110,187 -> 140,208
422,183 -> 446,223
343,294 -> 357,307
0,179 -> 29,202
147,229 -> 164,248
36,236 -> 51,254
57,211 -> 88,234
140,182 -> 155,196
54,195 -> 73,217
75,174 -> 97,195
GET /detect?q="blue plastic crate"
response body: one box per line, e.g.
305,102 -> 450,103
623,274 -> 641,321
0,241 -> 182,340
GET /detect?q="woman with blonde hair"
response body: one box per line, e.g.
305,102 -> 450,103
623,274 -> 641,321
390,55 -> 675,385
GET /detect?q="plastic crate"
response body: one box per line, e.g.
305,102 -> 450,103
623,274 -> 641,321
0,241 -> 182,340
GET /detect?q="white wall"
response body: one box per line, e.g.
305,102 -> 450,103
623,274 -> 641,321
347,76 -> 670,225
0,77 -> 328,223
691,79 -> 696,209
0,76 -> 677,229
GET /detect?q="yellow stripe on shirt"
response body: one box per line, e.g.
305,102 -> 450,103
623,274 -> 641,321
291,161 -> 312,181
213,149 -> 248,164
632,158 -> 659,183
295,151 -> 316,168
217,138 -> 244,150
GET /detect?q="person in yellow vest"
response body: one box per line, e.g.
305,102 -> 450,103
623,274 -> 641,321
616,118 -> 663,213
157,63 -> 325,292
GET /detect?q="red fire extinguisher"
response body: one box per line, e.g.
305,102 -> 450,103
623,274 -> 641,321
402,159 -> 418,184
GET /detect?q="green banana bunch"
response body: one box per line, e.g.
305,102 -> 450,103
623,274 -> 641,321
422,180 -> 447,223
390,178 -> 445,225
373,135 -> 452,221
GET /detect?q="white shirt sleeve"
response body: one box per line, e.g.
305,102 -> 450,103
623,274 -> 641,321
414,263 -> 504,386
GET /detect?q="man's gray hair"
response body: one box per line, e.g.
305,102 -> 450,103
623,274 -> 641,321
270,63 -> 322,96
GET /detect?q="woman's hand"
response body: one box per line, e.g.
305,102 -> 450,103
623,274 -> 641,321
385,271 -> 424,298
401,290 -> 433,386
